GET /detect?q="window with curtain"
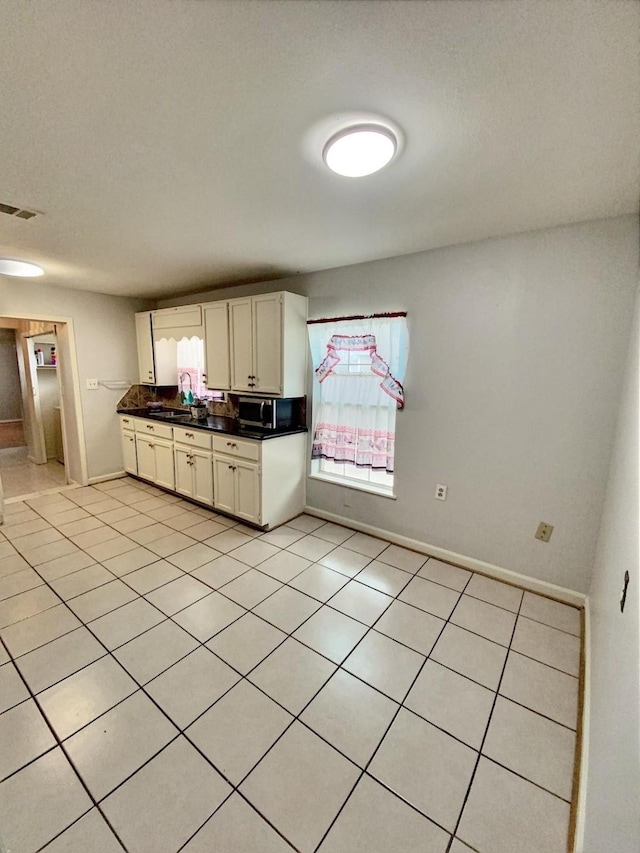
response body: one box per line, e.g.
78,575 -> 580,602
307,314 -> 409,496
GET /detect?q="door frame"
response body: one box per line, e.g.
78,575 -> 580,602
1,313 -> 88,486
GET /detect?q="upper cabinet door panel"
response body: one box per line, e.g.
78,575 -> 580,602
135,312 -> 155,385
204,303 -> 230,391
253,293 -> 282,395
153,305 -> 202,330
229,298 -> 254,393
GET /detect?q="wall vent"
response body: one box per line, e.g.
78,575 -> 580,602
0,201 -> 41,220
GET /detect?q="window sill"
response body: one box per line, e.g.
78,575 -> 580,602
308,472 -> 397,500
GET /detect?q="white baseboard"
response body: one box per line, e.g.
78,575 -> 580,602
87,471 -> 127,485
573,598 -> 590,852
304,504 -> 587,607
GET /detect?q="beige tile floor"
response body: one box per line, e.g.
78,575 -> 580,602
0,447 -> 67,499
0,476 -> 582,853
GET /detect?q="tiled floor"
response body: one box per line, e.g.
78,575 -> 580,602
0,476 -> 582,853
0,447 -> 67,499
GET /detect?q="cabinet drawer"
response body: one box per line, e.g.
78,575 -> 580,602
134,419 -> 173,441
213,435 -> 260,461
173,427 -> 212,450
120,415 -> 136,432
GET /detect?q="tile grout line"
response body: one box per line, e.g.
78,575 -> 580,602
310,570 -> 477,851
1,483 -> 581,850
444,590 -> 526,853
2,506 -> 580,748
0,634 -> 130,853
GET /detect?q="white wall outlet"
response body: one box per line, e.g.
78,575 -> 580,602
86,378 -> 99,390
435,484 -> 448,501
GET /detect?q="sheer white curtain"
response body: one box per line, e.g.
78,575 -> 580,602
308,316 -> 409,474
176,336 -> 207,398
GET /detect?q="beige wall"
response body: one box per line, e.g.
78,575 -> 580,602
0,328 -> 22,421
583,280 -> 639,852
0,280 -> 149,479
160,215 -> 639,594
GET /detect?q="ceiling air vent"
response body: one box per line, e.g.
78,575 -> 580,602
0,201 -> 41,220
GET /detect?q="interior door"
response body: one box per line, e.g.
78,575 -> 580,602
24,337 -> 47,463
229,298 -> 254,392
253,293 -> 282,395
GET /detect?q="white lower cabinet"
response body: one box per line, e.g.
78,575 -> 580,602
213,455 -> 260,524
120,418 -> 137,475
121,415 -> 306,529
175,445 -> 214,506
121,432 -> 137,475
135,435 -> 175,491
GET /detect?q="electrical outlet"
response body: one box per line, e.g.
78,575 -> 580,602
435,484 -> 447,501
535,522 -> 554,542
86,378 -> 99,390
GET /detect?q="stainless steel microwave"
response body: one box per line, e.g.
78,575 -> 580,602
237,397 -> 300,430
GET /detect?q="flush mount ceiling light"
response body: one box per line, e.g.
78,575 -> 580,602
323,124 -> 398,177
0,258 -> 44,277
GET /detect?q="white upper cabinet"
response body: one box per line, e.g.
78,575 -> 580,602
252,293 -> 282,394
203,302 -> 231,391
229,298 -> 254,393
135,291 -> 307,397
135,312 -> 156,385
228,291 -> 307,397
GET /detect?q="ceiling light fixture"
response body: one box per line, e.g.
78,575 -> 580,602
0,258 -> 44,277
323,124 -> 398,177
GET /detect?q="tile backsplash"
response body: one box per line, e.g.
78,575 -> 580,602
117,385 -> 238,417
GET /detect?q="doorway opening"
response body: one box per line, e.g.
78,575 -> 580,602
0,315 -> 87,503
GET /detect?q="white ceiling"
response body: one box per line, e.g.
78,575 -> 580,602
1,0 -> 638,298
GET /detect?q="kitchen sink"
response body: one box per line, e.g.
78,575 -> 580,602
147,411 -> 187,420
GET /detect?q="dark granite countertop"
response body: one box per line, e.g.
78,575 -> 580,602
117,408 -> 307,441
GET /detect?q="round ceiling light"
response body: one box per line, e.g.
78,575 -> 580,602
0,258 -> 44,277
323,124 -> 398,177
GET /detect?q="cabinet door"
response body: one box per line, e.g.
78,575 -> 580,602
203,303 -> 230,391
253,293 -> 282,395
121,431 -> 138,475
154,439 -> 175,491
213,456 -> 236,515
229,298 -> 254,392
135,436 -> 156,482
135,312 -> 156,385
174,446 -> 193,498
192,450 -> 214,506
235,460 -> 261,525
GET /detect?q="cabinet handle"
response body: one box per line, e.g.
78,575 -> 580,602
146,425 -> 154,430
148,442 -> 154,448
228,464 -> 236,471
248,382 -> 255,388
248,374 -> 255,380
123,418 -> 129,424
226,441 -> 237,448
186,432 -> 194,438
